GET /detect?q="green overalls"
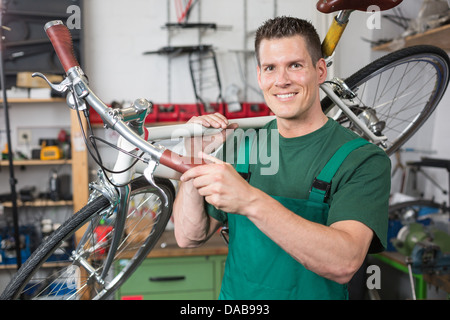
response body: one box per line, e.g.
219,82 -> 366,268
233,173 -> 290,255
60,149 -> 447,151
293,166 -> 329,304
218,132 -> 369,300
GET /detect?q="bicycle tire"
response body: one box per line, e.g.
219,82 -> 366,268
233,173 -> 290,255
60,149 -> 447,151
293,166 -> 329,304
0,176 -> 175,300
321,45 -> 450,156
388,199 -> 446,220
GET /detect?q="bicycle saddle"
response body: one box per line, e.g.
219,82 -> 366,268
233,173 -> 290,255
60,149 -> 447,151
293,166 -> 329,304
317,0 -> 403,13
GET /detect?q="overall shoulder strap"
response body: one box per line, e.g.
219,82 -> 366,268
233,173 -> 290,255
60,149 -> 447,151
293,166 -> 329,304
235,129 -> 257,181
309,138 -> 370,203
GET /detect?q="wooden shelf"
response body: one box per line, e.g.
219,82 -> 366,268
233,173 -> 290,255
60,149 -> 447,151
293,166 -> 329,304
2,199 -> 73,208
0,159 -> 72,166
372,24 -> 450,51
0,98 -> 65,104
0,111 -> 88,214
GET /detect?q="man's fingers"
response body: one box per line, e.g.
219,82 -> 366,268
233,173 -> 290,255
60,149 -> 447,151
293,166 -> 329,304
199,151 -> 224,164
179,152 -> 224,182
188,112 -> 229,129
180,162 -> 210,182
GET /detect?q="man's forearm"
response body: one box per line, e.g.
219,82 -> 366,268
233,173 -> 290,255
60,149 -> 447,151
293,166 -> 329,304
173,180 -> 219,248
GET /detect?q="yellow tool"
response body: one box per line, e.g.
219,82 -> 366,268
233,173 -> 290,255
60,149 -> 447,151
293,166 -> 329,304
40,145 -> 62,160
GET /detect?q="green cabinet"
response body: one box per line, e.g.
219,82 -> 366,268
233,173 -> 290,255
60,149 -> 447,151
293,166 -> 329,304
116,255 -> 226,300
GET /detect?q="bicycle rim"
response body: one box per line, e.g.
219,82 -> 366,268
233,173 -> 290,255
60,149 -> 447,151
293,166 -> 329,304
1,176 -> 174,300
322,45 -> 450,156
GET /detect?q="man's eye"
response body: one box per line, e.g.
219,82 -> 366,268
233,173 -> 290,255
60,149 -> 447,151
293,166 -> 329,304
265,66 -> 274,72
292,63 -> 302,69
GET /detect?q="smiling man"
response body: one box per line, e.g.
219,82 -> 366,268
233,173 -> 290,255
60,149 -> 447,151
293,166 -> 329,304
173,16 -> 391,300
255,24 -> 328,138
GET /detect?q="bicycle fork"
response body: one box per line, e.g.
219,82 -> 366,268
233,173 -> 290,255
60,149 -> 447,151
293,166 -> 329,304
95,161 -> 171,282
99,184 -> 131,280
71,181 -> 130,290
71,136 -> 170,295
71,180 -> 131,287
320,82 -> 388,147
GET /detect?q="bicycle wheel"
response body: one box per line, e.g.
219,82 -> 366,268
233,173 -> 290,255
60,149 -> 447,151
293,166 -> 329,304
321,45 -> 450,156
389,199 -> 446,221
0,176 -> 175,300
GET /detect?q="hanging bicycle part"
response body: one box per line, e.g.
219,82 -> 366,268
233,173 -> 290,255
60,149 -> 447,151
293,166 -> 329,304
174,0 -> 199,24
188,45 -> 223,113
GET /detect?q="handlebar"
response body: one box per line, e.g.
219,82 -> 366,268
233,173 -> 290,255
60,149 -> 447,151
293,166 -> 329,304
45,21 -> 80,73
44,20 -> 204,173
160,149 -> 206,173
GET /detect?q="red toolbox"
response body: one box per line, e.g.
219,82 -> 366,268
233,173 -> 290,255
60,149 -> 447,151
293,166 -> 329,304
156,104 -> 179,122
225,102 -> 247,119
178,103 -> 200,121
200,102 -> 225,115
244,102 -> 270,117
144,102 -> 158,123
88,107 -> 103,124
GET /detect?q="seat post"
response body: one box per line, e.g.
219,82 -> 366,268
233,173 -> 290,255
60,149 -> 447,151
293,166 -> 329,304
336,10 -> 353,24
321,10 -> 354,58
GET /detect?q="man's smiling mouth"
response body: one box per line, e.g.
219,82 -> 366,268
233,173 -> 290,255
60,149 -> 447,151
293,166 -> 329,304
275,93 -> 297,99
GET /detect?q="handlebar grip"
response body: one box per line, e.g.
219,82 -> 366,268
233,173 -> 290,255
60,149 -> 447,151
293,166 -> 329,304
159,149 -> 206,173
44,20 -> 80,73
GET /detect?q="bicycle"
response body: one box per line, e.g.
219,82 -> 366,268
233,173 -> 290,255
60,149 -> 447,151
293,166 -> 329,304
1,0 -> 449,300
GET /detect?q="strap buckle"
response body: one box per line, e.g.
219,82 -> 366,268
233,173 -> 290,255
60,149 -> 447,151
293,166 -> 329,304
238,172 -> 251,181
220,226 -> 229,245
310,178 -> 331,201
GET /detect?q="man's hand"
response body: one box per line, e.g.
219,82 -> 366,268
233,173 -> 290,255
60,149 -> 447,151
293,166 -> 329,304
185,113 -> 238,157
180,152 -> 255,215
188,112 -> 229,129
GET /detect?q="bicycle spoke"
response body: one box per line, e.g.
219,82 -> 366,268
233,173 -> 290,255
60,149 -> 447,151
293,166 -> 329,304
323,46 -> 449,155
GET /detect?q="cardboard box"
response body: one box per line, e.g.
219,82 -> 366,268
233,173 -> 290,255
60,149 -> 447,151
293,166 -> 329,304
6,87 -> 29,98
29,88 -> 51,99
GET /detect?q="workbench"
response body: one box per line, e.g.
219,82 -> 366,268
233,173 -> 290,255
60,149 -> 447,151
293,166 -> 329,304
116,231 -> 228,300
372,251 -> 450,299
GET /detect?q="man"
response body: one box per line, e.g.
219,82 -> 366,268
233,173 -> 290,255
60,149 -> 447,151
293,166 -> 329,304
173,16 -> 390,299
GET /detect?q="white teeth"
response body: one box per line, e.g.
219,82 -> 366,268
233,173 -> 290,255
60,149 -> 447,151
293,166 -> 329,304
276,93 -> 295,98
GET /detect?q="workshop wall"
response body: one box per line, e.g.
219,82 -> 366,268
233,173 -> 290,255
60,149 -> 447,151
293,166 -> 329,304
82,0 -> 323,104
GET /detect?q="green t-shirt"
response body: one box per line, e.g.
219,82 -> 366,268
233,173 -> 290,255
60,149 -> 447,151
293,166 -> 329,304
207,118 -> 391,299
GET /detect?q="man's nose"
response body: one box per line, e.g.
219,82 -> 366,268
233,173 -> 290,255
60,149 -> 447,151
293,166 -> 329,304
275,69 -> 291,86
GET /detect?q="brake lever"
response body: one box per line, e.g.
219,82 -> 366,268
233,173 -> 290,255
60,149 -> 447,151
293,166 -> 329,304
144,160 -> 169,209
32,72 -> 71,95
32,71 -> 89,111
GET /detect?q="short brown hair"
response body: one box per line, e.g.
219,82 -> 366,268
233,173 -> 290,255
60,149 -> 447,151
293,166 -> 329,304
254,16 -> 323,66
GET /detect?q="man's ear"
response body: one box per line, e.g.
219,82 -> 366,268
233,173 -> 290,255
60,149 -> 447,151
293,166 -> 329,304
316,58 -> 327,84
256,65 -> 263,89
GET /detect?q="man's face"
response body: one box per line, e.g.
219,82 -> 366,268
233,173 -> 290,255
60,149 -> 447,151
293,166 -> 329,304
257,35 -> 326,121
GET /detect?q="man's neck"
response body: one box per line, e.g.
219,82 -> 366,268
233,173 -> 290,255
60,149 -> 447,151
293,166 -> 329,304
276,113 -> 328,138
